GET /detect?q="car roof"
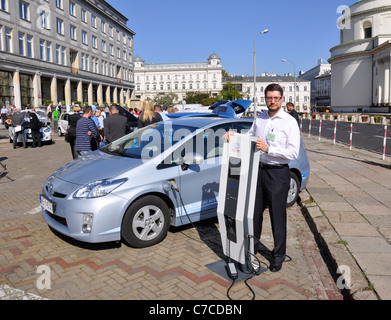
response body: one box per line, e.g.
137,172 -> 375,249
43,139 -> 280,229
165,116 -> 253,129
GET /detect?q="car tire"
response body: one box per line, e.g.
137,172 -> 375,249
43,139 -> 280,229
57,128 -> 62,136
286,171 -> 300,208
121,195 -> 170,248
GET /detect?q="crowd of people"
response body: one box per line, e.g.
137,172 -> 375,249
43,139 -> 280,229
1,99 -> 178,154
65,99 -> 176,159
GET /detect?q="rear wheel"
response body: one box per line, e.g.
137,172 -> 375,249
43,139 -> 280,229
286,171 -> 300,208
121,195 -> 170,248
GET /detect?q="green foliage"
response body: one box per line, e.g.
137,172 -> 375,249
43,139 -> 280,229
217,82 -> 242,101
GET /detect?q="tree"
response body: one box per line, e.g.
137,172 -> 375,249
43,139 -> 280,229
217,82 -> 242,101
154,93 -> 179,108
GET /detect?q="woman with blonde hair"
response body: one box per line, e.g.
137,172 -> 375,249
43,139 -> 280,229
137,99 -> 162,128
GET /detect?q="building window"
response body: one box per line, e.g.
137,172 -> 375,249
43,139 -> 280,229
91,15 -> 96,28
56,44 -> 60,64
46,41 -> 51,62
19,1 -> 29,21
40,10 -> 49,29
56,0 -> 63,10
5,27 -> 12,53
364,21 -> 372,39
18,32 -> 24,55
81,8 -> 87,23
101,40 -> 106,53
61,47 -> 66,65
70,25 -> 76,40
0,0 -> 7,12
82,31 -> 87,45
40,39 -> 44,60
69,1 -> 76,17
56,18 -> 64,35
101,21 -> 106,34
92,36 -> 97,49
109,44 -> 114,56
26,35 -> 32,57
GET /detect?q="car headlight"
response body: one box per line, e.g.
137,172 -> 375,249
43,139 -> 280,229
73,178 -> 127,199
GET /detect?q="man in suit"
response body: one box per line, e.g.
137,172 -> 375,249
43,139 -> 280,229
286,102 -> 300,127
226,84 -> 300,272
29,108 -> 42,148
104,105 -> 130,144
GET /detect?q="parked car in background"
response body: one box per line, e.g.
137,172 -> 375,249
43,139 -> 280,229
41,116 -> 310,248
9,110 -> 52,145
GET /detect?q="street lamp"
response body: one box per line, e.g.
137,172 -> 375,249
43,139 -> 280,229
253,29 -> 269,119
282,59 -> 297,110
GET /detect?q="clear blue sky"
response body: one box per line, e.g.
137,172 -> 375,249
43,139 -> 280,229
107,0 -> 357,76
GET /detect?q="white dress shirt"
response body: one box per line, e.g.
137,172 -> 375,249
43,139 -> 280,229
247,108 -> 300,165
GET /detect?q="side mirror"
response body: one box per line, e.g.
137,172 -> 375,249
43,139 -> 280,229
181,152 -> 204,171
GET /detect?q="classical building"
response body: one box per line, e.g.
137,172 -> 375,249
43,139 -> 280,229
133,53 -> 223,102
0,0 -> 135,110
329,0 -> 391,112
223,75 -> 311,113
299,59 -> 331,109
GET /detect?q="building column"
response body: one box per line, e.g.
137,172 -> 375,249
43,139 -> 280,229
33,72 -> 42,109
65,78 -> 71,106
126,89 -> 131,108
113,87 -> 118,104
106,86 -> 111,106
385,64 -> 390,104
120,88 -> 124,106
97,83 -> 103,107
77,80 -> 83,103
51,76 -> 58,105
88,82 -> 93,105
13,69 -> 21,109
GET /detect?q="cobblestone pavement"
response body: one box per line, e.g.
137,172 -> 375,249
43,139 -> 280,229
0,128 -> 343,300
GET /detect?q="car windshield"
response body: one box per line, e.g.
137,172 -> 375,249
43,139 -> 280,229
101,122 -> 197,160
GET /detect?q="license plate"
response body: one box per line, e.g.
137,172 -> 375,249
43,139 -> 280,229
40,195 -> 55,214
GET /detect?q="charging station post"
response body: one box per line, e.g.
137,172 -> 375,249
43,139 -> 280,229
217,133 -> 260,273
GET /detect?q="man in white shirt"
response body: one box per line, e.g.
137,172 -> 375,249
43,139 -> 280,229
226,83 -> 300,272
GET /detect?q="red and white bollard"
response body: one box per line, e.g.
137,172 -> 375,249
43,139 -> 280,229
333,120 -> 337,145
383,125 -> 388,161
349,123 -> 353,150
300,119 -> 303,134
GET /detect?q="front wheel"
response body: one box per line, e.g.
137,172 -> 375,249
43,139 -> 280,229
121,195 -> 170,248
286,171 -> 300,208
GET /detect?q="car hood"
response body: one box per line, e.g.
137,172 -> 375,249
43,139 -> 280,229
51,151 -> 143,185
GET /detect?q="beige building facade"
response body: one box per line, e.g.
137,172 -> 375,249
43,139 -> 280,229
0,0 -> 135,110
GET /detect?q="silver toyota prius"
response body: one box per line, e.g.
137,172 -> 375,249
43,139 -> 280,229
41,117 -> 310,248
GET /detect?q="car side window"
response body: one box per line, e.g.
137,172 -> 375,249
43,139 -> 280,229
233,122 -> 252,134
185,123 -> 234,160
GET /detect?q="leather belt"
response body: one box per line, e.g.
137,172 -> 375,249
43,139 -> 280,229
259,163 -> 289,169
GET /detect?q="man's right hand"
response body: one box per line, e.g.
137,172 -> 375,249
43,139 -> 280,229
224,131 -> 235,142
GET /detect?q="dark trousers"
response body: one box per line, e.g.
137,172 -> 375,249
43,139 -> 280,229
253,166 -> 290,264
31,130 -> 41,148
13,130 -> 26,148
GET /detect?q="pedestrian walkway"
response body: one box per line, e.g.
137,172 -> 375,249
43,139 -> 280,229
302,134 -> 391,300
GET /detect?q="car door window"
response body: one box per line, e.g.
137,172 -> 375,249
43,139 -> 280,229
233,121 -> 252,134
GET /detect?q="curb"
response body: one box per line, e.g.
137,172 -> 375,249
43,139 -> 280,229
299,189 -> 378,300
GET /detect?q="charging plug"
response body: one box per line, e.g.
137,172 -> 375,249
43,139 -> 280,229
170,180 -> 179,192
226,262 -> 238,280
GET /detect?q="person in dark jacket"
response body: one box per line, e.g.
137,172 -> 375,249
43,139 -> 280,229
103,105 -> 129,144
29,108 -> 42,148
66,105 -> 82,159
11,108 -> 27,149
137,99 -> 163,128
286,102 -> 300,127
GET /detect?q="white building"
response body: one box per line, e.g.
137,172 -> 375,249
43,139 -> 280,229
299,59 -> 331,109
329,0 -> 391,112
133,53 -> 223,102
224,75 -> 311,113
0,0 -> 135,109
